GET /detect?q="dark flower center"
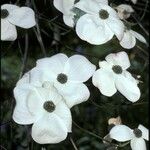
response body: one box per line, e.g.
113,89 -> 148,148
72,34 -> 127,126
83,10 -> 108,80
57,73 -> 68,84
133,128 -> 142,138
112,65 -> 123,74
99,9 -> 109,19
1,9 -> 9,19
43,101 -> 55,113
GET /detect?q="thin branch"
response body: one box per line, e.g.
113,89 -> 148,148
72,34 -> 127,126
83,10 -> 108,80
70,137 -> 79,150
19,33 -> 29,79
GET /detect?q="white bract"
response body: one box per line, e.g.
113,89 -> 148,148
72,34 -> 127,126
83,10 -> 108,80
92,51 -> 141,102
13,83 -> 72,144
74,0 -> 124,45
109,124 -> 149,150
53,0 -> 75,27
116,4 -> 134,20
120,29 -> 147,49
131,0 -> 137,4
1,4 -> 36,41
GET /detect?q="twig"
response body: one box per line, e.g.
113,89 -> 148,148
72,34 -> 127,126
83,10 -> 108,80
70,137 -> 79,150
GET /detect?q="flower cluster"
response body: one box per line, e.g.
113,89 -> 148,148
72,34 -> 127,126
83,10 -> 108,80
12,51 -> 143,144
1,4 -> 36,41
53,0 -> 147,49
13,53 -> 96,144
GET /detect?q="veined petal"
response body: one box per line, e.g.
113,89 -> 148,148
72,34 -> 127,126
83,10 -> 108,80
107,18 -> 124,40
13,86 -> 35,124
92,69 -> 117,97
115,72 -> 141,102
63,83 -> 90,108
76,14 -> 114,45
130,30 -> 147,44
1,19 -> 17,41
131,138 -> 147,150
31,114 -> 68,144
138,125 -> 149,141
36,53 -> 68,76
110,125 -> 133,142
9,7 -> 36,28
120,30 -> 136,49
63,15 -> 75,27
1,4 -> 19,13
74,0 -> 101,14
64,55 -> 96,82
105,51 -> 130,70
54,101 -> 72,132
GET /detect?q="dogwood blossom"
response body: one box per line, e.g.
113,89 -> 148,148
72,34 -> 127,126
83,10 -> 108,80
1,4 -> 36,41
131,0 -> 137,4
109,124 -> 149,150
53,0 -> 75,27
74,0 -> 124,45
120,29 -> 147,49
13,83 -> 72,144
116,4 -> 134,20
16,53 -> 96,108
92,51 -> 141,102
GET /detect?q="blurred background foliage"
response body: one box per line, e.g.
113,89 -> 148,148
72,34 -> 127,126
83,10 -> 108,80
0,0 -> 149,150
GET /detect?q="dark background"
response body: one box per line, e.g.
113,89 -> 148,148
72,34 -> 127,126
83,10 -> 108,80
1,0 -> 149,149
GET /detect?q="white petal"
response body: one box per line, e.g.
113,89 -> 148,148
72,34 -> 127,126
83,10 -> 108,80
138,125 -> 149,141
63,15 -> 74,27
64,55 -> 96,82
110,125 -> 133,142
16,72 -> 30,86
53,0 -> 64,12
74,0 -> 101,14
131,138 -> 146,150
1,19 -> 17,41
36,53 -> 68,76
8,7 -> 36,28
63,83 -> 90,108
130,30 -> 147,44
99,61 -> 112,70
95,0 -> 108,5
120,30 -> 136,49
105,51 -> 130,70
1,4 -> 19,13
13,86 -> 35,125
115,72 -> 141,102
76,14 -> 114,45
31,114 -> 68,144
92,69 -> 117,97
54,101 -> 72,132
107,18 -> 125,40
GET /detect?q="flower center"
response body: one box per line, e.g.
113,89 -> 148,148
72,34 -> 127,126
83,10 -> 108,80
57,73 -> 68,84
1,9 -> 9,19
133,128 -> 142,138
43,101 -> 55,113
99,9 -> 109,19
112,65 -> 123,74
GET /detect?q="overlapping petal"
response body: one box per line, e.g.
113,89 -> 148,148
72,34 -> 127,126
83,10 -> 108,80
31,114 -> 68,144
138,125 -> 149,141
92,69 -> 117,97
110,125 -> 134,142
131,138 -> 147,150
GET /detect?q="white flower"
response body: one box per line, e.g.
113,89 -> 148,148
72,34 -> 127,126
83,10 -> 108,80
17,53 -> 96,108
53,0 -> 75,27
92,51 -> 141,102
120,29 -> 147,49
116,4 -> 134,20
74,0 -> 124,45
1,4 -> 36,41
109,124 -> 149,150
13,83 -> 72,144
